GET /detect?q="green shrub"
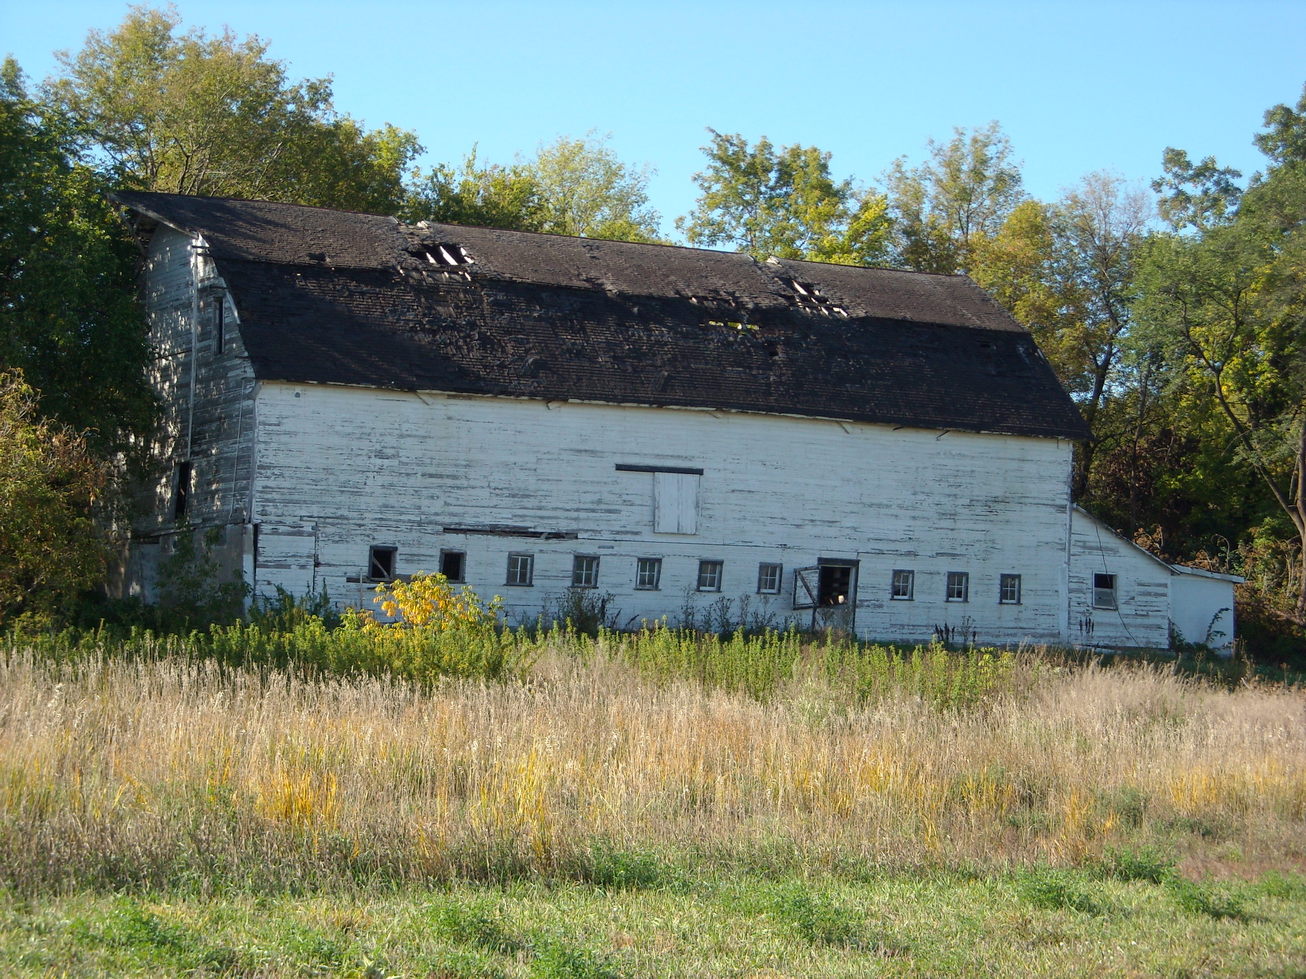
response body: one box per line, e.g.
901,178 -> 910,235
580,845 -> 676,891
1100,845 -> 1176,884
1166,877 -> 1248,920
529,936 -> 620,979
430,900 -> 523,955
1016,867 -> 1107,915
771,885 -> 866,947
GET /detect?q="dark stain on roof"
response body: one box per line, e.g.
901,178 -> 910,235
114,190 -> 1091,440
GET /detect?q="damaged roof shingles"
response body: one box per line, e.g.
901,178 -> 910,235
114,190 -> 1091,441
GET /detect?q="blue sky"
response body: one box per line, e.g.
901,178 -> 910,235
4,0 -> 1303,239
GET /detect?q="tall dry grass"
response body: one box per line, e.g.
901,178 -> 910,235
0,637 -> 1302,893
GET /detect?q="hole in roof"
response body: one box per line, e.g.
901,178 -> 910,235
417,243 -> 474,267
785,278 -> 845,317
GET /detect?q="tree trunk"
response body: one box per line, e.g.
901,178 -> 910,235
1296,421 -> 1306,618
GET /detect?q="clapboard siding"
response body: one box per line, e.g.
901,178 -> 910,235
125,228 -> 256,599
252,383 -> 1074,644
1068,508 -> 1171,648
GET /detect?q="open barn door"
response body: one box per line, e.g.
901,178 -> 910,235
793,560 -> 858,633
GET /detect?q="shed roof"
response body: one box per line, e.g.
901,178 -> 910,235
115,190 -> 1091,440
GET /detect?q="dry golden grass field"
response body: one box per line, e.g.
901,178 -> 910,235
1,627 -> 1303,976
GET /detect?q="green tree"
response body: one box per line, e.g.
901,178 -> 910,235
0,58 -> 153,452
400,148 -> 544,230
1136,85 -> 1306,614
526,134 -> 662,241
678,130 -> 892,264
971,174 -> 1151,497
0,370 -> 109,626
43,6 -> 420,212
403,135 -> 662,241
883,122 -> 1025,273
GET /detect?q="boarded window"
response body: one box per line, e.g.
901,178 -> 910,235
1093,573 -> 1117,609
636,557 -> 661,590
891,569 -> 914,600
653,472 -> 700,534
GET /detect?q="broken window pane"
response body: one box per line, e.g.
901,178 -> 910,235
173,461 -> 192,520
368,545 -> 397,581
440,550 -> 465,582
1093,573 -> 1117,609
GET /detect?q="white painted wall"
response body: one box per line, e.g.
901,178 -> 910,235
251,382 -> 1076,644
1068,508 -> 1171,648
1170,570 -> 1237,652
124,227 -> 256,601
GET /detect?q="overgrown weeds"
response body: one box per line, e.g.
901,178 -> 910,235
0,626 -> 1302,897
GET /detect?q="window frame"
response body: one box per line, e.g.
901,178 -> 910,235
756,562 -> 783,595
945,571 -> 969,603
1093,572 -> 1117,610
367,544 -> 398,582
999,573 -> 1022,605
697,559 -> 724,592
571,554 -> 600,589
635,557 -> 662,591
506,552 -> 534,587
891,569 -> 915,601
172,460 -> 192,520
439,549 -> 466,583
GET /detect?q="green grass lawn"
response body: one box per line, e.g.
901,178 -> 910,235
2,866 -> 1302,977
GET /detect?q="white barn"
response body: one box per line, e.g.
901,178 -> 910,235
113,191 -> 1238,650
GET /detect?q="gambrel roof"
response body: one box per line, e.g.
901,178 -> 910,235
115,191 -> 1091,440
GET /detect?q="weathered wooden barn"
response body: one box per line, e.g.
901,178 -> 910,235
113,191 -> 1238,649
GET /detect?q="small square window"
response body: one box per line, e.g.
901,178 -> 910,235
368,545 -> 397,581
440,550 -> 465,582
946,571 -> 969,602
891,569 -> 914,600
697,559 -> 723,592
635,557 -> 662,590
757,563 -> 783,594
506,552 -> 534,587
572,554 -> 600,588
999,573 -> 1021,604
1093,572 -> 1117,609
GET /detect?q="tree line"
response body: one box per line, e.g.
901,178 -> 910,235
1,7 -> 1302,654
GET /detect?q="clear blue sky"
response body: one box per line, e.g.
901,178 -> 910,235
4,0 -> 1303,239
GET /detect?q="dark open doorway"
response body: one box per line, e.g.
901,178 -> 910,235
793,559 -> 859,632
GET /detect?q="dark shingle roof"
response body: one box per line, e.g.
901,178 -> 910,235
115,190 -> 1091,440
